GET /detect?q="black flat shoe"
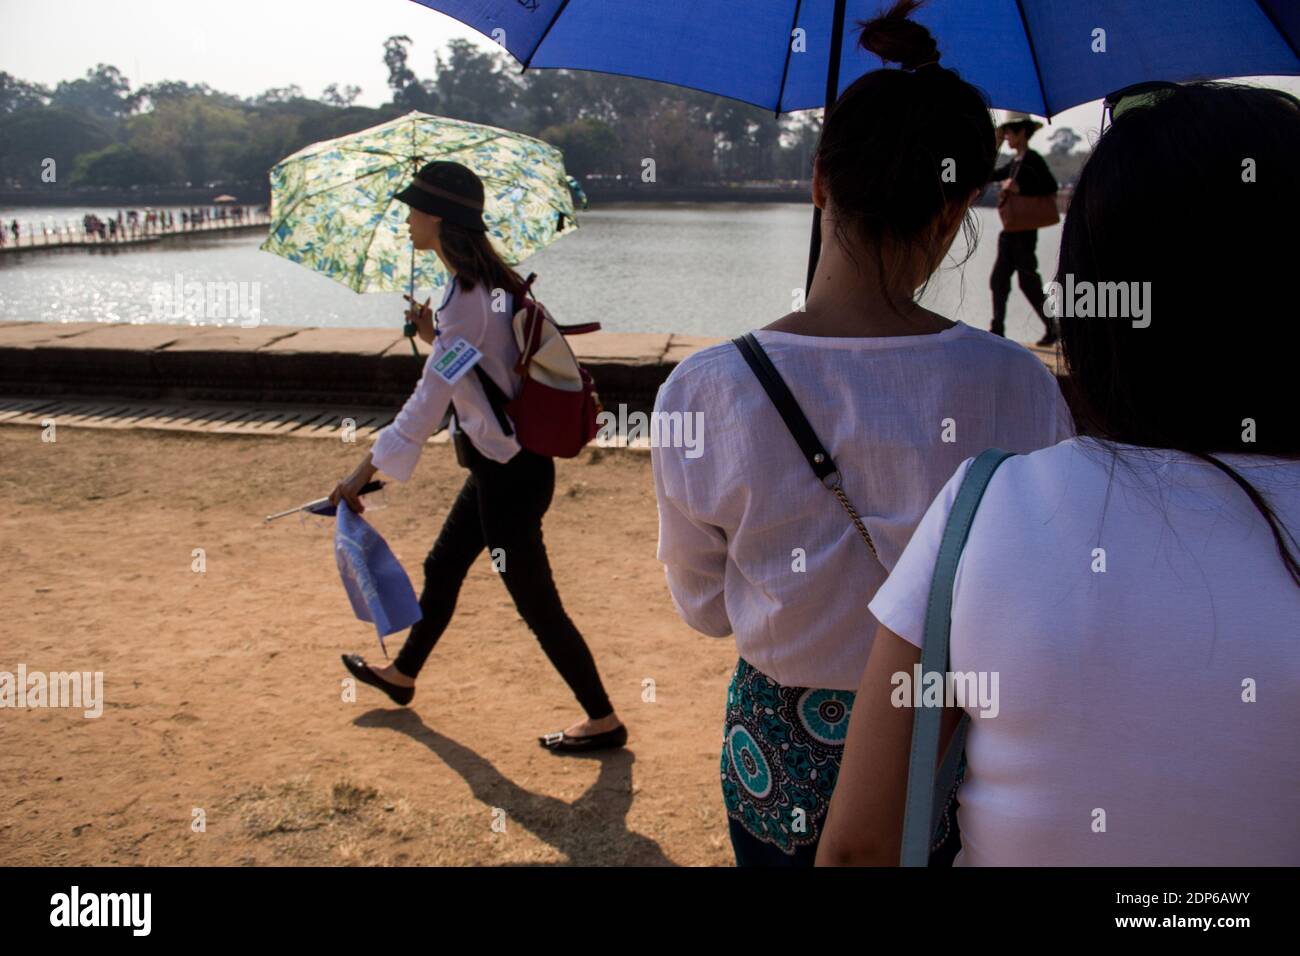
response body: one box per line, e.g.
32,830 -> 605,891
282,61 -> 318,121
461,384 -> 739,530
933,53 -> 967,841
341,654 -> 414,706
539,723 -> 628,753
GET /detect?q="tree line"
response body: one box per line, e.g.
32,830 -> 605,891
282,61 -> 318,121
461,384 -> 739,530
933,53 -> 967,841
0,37 -> 825,191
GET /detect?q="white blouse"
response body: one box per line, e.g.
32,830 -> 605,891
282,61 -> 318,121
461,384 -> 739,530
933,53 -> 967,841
370,276 -> 521,480
870,440 -> 1300,864
651,322 -> 1075,690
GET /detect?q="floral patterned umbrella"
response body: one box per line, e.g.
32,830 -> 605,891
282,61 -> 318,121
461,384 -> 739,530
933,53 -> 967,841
260,110 -> 578,296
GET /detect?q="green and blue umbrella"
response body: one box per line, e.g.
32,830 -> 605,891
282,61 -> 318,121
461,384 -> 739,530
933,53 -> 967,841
261,110 -> 579,296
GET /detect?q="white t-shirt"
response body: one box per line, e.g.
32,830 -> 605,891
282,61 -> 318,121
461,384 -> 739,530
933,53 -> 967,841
870,438 -> 1300,865
371,277 -> 521,479
652,321 -> 1074,689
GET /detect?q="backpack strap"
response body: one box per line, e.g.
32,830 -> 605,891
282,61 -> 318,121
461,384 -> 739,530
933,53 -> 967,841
469,365 -> 515,436
509,275 -> 602,374
450,365 -> 515,437
899,447 -> 1015,866
514,301 -> 546,375
444,272 -> 517,437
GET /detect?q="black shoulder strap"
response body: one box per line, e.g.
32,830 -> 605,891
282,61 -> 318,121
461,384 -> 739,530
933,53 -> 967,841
731,332 -> 836,483
446,364 -> 515,437
470,363 -> 514,436
732,333 -> 880,559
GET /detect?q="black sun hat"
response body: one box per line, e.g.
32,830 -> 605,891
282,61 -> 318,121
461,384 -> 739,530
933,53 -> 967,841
393,160 -> 487,232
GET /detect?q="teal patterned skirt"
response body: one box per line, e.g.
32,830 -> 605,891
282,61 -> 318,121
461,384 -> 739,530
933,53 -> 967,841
721,656 -> 856,854
720,656 -> 962,859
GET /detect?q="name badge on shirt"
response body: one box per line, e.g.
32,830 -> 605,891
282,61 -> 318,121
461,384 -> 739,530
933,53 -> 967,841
431,337 -> 482,385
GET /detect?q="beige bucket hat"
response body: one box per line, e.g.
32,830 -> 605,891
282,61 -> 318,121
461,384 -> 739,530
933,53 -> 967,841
997,110 -> 1045,133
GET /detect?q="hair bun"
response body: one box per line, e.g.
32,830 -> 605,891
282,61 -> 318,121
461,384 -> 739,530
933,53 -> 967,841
858,0 -> 940,71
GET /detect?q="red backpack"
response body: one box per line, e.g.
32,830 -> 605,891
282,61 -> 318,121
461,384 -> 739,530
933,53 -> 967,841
472,273 -> 603,458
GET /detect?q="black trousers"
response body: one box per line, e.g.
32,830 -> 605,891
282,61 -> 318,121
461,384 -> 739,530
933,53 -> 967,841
392,433 -> 614,721
990,229 -> 1053,337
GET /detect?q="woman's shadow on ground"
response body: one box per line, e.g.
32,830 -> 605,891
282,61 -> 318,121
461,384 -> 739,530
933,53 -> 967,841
354,708 -> 674,866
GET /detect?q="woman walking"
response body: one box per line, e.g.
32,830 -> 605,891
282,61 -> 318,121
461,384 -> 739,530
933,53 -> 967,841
817,80 -> 1300,866
334,160 -> 626,754
652,0 -> 1073,866
988,112 -> 1059,344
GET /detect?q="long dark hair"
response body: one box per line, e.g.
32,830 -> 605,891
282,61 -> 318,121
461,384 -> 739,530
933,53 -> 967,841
815,0 -> 995,307
439,221 -> 529,301
1057,81 -> 1300,586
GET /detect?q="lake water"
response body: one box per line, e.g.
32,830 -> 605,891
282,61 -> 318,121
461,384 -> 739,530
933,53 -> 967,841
0,204 -> 1060,342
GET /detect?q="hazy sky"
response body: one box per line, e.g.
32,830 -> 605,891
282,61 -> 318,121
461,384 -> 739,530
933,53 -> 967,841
3,0 -> 1297,148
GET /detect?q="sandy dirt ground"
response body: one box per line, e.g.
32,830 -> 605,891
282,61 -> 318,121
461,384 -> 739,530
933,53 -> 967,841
0,425 -> 739,865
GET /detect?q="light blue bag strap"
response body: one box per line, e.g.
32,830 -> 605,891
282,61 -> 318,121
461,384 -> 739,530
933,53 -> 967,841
899,448 -> 1015,866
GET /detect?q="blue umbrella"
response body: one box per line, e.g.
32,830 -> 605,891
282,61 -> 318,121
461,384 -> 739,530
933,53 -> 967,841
414,0 -> 1300,281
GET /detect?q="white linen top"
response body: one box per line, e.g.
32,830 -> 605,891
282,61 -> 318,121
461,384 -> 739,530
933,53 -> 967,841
870,439 -> 1300,865
651,322 -> 1074,689
370,276 -> 522,480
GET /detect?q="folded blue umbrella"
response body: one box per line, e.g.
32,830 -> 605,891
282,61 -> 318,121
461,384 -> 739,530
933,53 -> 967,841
334,500 -> 423,654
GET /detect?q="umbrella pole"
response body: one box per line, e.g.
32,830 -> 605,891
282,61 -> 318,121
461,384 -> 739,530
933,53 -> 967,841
407,243 -> 420,357
407,143 -> 420,358
805,0 -> 847,295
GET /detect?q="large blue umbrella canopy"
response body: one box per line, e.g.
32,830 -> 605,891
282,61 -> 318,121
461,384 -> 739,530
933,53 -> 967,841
415,0 -> 1299,116
414,0 -> 1300,282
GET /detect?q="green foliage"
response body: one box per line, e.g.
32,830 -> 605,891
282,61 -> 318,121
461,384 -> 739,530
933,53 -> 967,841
129,80 -> 227,112
537,118 -> 620,177
124,97 -> 249,185
71,143 -> 171,186
434,39 -> 525,128
1,37 -> 843,190
0,71 -> 52,114
0,107 -> 115,187
384,35 -> 436,112
321,84 -> 362,108
51,64 -> 133,121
